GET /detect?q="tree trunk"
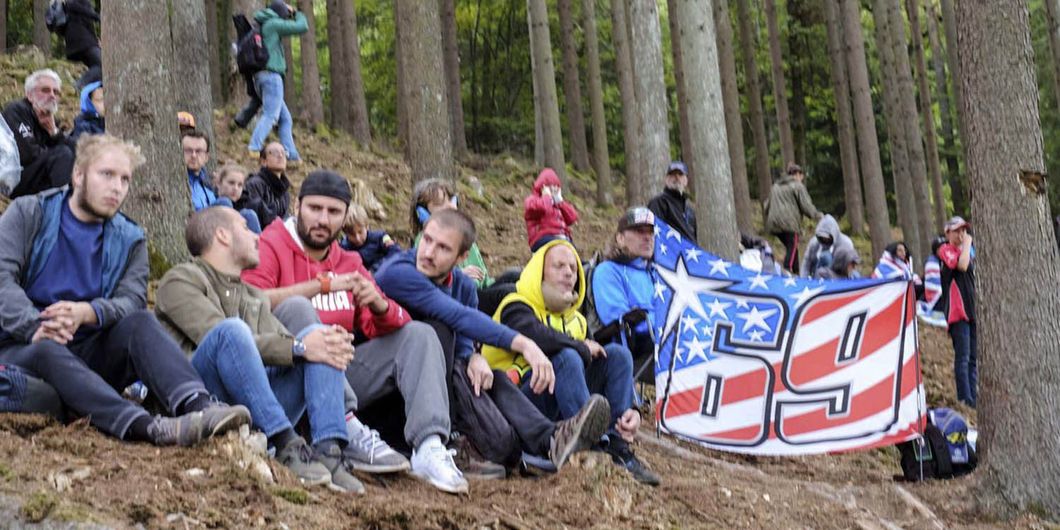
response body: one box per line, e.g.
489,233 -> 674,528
326,0 -> 351,131
939,0 -> 967,215
341,0 -> 372,146
393,0 -> 408,154
925,0 -> 961,220
439,0 -> 468,159
874,0 -> 921,258
1043,0 -> 1060,131
218,0 -> 233,104
0,0 -> 7,54
102,0 -> 190,267
787,0 -> 808,165
667,0 -> 693,179
713,0 -> 753,234
840,0 -> 889,259
906,0 -> 945,232
823,0 -> 865,235
611,0 -> 643,205
527,4 -> 544,166
956,0 -> 1060,517
283,38 -> 298,116
297,0 -> 324,128
735,0 -> 772,202
556,0 -> 591,172
33,0 -> 49,53
582,0 -> 612,206
526,0 -> 567,182
627,0 -> 671,202
763,0 -> 795,166
170,0 -> 216,157
672,0 -> 739,259
205,0 -> 223,104
394,0 -> 455,182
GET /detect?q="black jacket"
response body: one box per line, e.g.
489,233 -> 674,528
499,302 -> 591,366
242,169 -> 291,228
648,187 -> 697,242
2,99 -> 74,168
62,0 -> 100,57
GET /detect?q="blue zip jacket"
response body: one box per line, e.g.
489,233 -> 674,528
187,168 -> 217,211
591,257 -> 656,338
71,81 -> 105,141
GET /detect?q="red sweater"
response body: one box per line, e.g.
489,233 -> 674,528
523,168 -> 578,248
242,218 -> 410,336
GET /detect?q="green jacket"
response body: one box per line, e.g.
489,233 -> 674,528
254,8 -> 308,75
764,175 -> 821,234
155,258 -> 295,366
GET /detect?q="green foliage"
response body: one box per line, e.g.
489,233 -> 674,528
271,486 -> 309,505
20,490 -> 57,523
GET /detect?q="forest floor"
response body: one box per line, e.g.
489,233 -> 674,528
0,50 -> 1053,529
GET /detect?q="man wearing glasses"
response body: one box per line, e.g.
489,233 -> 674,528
181,130 -> 216,211
243,141 -> 293,228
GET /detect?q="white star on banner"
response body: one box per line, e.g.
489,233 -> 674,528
666,227 -> 683,242
735,298 -> 750,309
654,281 -> 667,300
659,243 -> 668,255
683,336 -> 710,364
749,274 -> 770,290
737,306 -> 778,333
680,314 -> 701,334
748,330 -> 765,342
701,323 -> 714,337
707,297 -> 732,318
654,257 -> 732,338
684,247 -> 703,263
708,259 -> 732,277
783,276 -> 798,287
789,285 -> 825,308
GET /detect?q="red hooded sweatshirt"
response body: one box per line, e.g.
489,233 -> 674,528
523,168 -> 579,249
242,218 -> 410,337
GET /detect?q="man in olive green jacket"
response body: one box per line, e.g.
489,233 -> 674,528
764,163 -> 822,275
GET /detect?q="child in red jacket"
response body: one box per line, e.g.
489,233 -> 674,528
524,168 -> 579,252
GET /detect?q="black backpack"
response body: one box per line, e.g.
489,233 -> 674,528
233,14 -> 269,75
45,0 -> 67,32
897,408 -> 978,481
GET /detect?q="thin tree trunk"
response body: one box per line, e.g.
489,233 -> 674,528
527,0 -> 567,182
925,0 -> 958,215
667,0 -> 693,174
1043,0 -> 1060,127
297,0 -> 324,128
394,0 -> 455,182
205,0 -> 223,104
218,0 -> 234,104
611,0 -> 643,205
171,0 -> 216,157
906,0 -> 945,232
940,0 -> 967,215
956,0 -> 1060,516
342,0 -> 372,145
33,0 -> 49,53
102,0 -> 189,266
439,0 -> 468,159
282,38 -> 298,116
673,0 -> 739,258
557,0 -> 591,172
527,4 -> 544,166
763,0 -> 795,166
0,0 -> 7,53
393,0 -> 408,153
823,0 -> 865,235
627,0 -> 671,202
841,0 -> 889,259
713,0 -> 753,234
735,0 -> 771,202
582,0 -> 612,206
327,0 -> 350,131
787,0 -> 808,165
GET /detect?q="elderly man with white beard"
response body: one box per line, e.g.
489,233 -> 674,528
2,69 -> 77,197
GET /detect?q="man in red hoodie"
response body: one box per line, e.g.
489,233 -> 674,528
524,168 -> 579,252
242,170 -> 467,494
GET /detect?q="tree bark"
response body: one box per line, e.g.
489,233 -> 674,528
906,0 -> 945,232
939,0 -> 967,215
735,0 -> 772,202
557,0 -> 591,172
611,0 -> 643,204
925,0 -> 960,220
297,0 -> 324,128
582,0 -> 612,206
526,0 -> 567,182
205,0 -> 223,104
394,0 -> 455,182
439,0 -> 468,159
956,0 -> 1060,517
823,0 -> 865,235
627,0 -> 671,202
667,0 -> 693,179
102,0 -> 190,267
282,38 -> 299,117
763,0 -> 795,166
672,0 -> 739,259
1043,0 -> 1060,133
713,0 -> 753,234
787,0 -> 808,165
840,0 -> 889,259
0,0 -> 7,54
341,0 -> 372,145
171,0 -> 216,159
33,0 -> 49,53
326,0 -> 351,131
218,0 -> 234,104
527,4 -> 544,166
393,0 -> 408,154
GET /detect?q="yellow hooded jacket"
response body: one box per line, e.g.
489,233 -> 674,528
483,240 -> 588,380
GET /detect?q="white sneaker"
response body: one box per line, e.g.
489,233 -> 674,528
411,444 -> 469,494
344,413 -> 410,473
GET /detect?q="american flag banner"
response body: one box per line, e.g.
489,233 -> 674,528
652,220 -> 926,455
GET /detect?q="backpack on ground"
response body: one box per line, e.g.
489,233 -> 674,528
45,0 -> 67,32
897,407 -> 977,481
233,13 -> 269,76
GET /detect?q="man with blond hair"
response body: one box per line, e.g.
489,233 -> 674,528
2,69 -> 77,197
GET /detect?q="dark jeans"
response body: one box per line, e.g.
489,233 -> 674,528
774,231 -> 800,275
234,73 -> 262,129
0,310 -> 207,438
948,320 -> 978,408
12,145 -> 75,198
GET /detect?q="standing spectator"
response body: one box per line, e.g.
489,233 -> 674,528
243,142 -> 293,228
801,214 -> 854,279
937,217 -> 977,408
765,163 -> 822,275
2,69 -> 76,198
647,161 -> 697,242
524,168 -> 578,252
71,81 -> 104,141
247,1 -> 307,162
62,0 -> 103,90
340,203 -> 402,272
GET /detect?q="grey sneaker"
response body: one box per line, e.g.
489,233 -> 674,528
199,402 -> 251,439
275,437 -> 331,487
550,394 -> 610,469
344,415 -> 410,473
451,434 -> 506,480
315,443 -> 366,495
146,414 -> 205,447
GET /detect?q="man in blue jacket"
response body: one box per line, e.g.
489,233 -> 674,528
0,134 -> 250,446
247,1 -> 307,162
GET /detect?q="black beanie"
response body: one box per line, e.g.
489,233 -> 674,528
270,1 -> 290,18
299,170 -> 351,205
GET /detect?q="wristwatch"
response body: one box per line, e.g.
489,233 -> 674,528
292,339 -> 306,359
317,272 -> 331,294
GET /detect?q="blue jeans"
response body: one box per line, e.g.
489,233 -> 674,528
249,71 -> 300,160
191,318 -> 346,444
212,197 -> 262,234
948,320 -> 978,407
521,344 -> 633,436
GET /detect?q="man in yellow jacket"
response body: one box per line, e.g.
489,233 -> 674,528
484,240 -> 660,485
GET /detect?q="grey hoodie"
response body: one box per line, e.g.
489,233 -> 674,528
801,214 -> 855,278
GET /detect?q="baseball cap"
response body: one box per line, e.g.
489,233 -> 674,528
177,111 -> 196,129
618,207 -> 656,231
944,216 -> 970,232
667,161 -> 687,175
